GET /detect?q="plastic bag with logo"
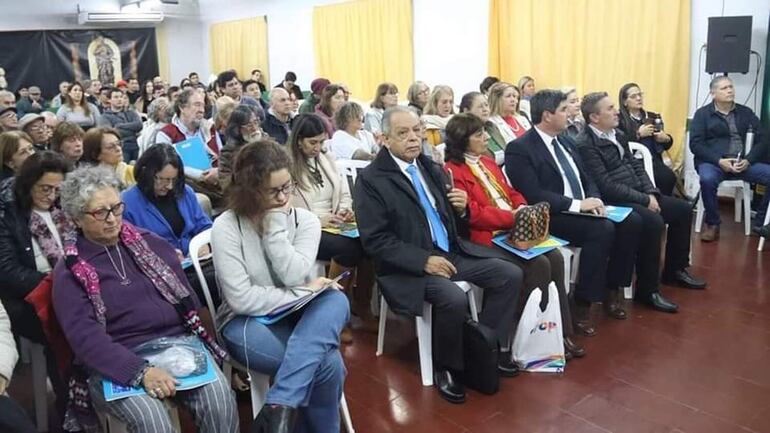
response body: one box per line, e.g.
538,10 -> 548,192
511,282 -> 565,373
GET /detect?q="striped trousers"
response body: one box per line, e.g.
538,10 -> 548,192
89,364 -> 239,433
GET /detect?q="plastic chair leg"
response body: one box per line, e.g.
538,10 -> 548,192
415,302 -> 433,387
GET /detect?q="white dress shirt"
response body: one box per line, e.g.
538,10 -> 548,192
534,126 -> 585,212
389,150 -> 441,234
588,124 -> 624,157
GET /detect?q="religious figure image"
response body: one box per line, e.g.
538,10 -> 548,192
87,36 -> 121,85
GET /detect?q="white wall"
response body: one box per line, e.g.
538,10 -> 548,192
689,0 -> 769,117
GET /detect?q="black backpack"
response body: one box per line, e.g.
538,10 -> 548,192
461,319 -> 500,395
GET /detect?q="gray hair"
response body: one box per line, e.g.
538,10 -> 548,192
334,101 -> 363,131
709,75 -> 732,91
0,90 -> 15,100
147,96 -> 170,123
60,166 -> 122,220
407,81 -> 429,106
173,88 -> 200,116
382,106 -> 417,136
269,87 -> 289,104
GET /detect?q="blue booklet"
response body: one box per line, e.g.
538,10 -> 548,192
174,136 -> 211,178
605,206 -> 633,223
492,234 -> 569,260
103,347 -> 217,401
322,222 -> 359,238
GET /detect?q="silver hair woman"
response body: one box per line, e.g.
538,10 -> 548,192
53,167 -> 238,433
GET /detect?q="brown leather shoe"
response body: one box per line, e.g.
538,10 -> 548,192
701,224 -> 720,242
572,300 -> 597,336
574,321 -> 596,337
603,291 -> 627,320
564,337 -> 586,358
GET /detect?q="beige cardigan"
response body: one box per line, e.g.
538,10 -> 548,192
0,301 -> 18,384
291,152 -> 352,215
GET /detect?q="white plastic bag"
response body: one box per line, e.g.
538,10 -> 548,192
511,282 -> 565,373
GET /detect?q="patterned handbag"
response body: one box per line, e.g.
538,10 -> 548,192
508,202 -> 550,250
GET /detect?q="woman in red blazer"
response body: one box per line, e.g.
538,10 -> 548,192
444,113 -> 588,359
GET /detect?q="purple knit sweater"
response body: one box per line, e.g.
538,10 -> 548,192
52,229 -> 199,385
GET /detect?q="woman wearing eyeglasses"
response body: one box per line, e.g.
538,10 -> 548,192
53,166 -> 238,433
212,140 -> 348,433
121,143 -> 216,306
81,127 -> 135,188
0,151 -> 72,421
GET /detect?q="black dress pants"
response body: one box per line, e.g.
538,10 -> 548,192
424,253 -> 522,372
0,396 -> 36,433
549,211 -> 641,303
653,158 -> 677,197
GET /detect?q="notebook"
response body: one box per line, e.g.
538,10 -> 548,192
174,136 -> 211,179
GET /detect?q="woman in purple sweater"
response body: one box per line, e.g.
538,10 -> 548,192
52,166 -> 238,433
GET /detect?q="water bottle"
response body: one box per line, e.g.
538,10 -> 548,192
746,125 -> 754,154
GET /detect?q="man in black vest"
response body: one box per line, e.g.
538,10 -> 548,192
354,106 -> 522,404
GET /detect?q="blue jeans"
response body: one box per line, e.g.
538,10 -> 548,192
697,162 -> 770,226
221,290 -> 349,433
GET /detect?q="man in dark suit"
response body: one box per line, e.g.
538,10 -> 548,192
505,90 -> 639,333
354,106 -> 522,404
576,92 -> 705,312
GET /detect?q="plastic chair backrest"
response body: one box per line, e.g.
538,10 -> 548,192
628,141 -> 656,187
188,228 -> 218,328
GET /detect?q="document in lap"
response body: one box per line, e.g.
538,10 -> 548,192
174,136 -> 211,179
560,205 -> 632,223
256,271 -> 350,325
321,222 -> 359,238
493,234 -> 569,260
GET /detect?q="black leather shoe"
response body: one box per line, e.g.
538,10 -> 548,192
433,370 -> 465,404
662,269 -> 707,290
757,224 -> 770,237
497,353 -> 520,377
574,320 -> 596,337
572,301 -> 597,336
250,404 -> 297,433
564,337 -> 586,358
635,292 -> 679,314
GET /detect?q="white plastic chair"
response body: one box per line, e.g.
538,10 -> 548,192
562,245 -> 633,300
335,159 -> 370,192
189,230 -> 355,432
758,201 -> 770,251
694,180 -> 752,236
375,281 -> 482,387
628,141 -> 656,187
19,337 -> 48,432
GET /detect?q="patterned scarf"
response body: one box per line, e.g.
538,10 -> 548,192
28,206 -> 76,267
465,156 -> 514,210
62,222 -> 227,432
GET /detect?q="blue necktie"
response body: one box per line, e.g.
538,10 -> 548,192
406,164 -> 450,252
551,138 -> 584,200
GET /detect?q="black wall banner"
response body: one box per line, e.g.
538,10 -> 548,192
0,28 -> 159,99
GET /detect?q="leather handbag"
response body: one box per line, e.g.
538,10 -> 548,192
461,319 -> 499,395
508,202 -> 550,250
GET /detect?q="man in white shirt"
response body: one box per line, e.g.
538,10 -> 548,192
505,89 -> 642,334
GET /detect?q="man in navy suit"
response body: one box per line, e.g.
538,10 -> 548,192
505,90 -> 641,333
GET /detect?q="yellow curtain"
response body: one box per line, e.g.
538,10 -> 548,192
313,0 -> 414,102
209,16 -> 269,86
489,0 -> 690,168
155,25 -> 170,81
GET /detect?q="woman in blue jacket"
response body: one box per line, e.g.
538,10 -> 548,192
122,143 -> 219,306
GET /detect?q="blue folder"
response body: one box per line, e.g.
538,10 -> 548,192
492,234 -> 569,260
174,136 -> 211,177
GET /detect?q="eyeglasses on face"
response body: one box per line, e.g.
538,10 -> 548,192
34,184 -> 61,196
83,202 -> 126,221
154,175 -> 178,186
267,181 -> 296,199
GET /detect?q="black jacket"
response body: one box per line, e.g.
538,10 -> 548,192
576,127 -> 657,206
505,128 -> 600,214
0,178 -> 45,303
353,150 -> 496,316
261,112 -> 292,145
690,102 -> 767,166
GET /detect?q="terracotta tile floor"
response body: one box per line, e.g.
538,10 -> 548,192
9,204 -> 770,432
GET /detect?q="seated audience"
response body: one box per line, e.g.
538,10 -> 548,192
0,131 -> 35,181
407,81 -> 430,116
562,87 -> 585,139
315,84 -> 346,138
126,78 -> 141,105
212,140 -> 347,433
444,113 -> 586,357
51,122 -> 85,167
690,76 -> 770,242
243,79 -> 269,112
123,143 -> 218,306
207,100 -> 237,165
56,82 -> 100,131
99,87 -> 143,163
19,113 -> 50,150
299,78 -> 330,114
275,70 -> 305,101
354,106 -> 523,403
134,80 -> 155,115
479,76 -> 500,96
16,86 -> 47,117
328,102 -> 378,160
616,83 -> 677,195
85,79 -> 101,106
97,86 -> 111,113
81,127 -> 135,187
288,113 -> 378,342
458,91 -> 505,164
50,81 -> 70,109
53,166 -> 238,433
137,96 -> 171,156
517,75 -> 536,118
289,92 -> 300,115
0,90 -> 16,109
262,88 -> 293,144
219,105 -> 264,189
364,82 -> 399,135
0,151 -> 72,418
250,68 -> 268,93
0,107 -> 19,132
487,82 -> 531,148
577,92 -> 705,309
218,70 -> 260,109
422,85 -> 455,146
1,300 -> 38,433
506,90 -> 642,331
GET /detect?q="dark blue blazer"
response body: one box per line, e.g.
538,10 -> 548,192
504,127 -> 600,214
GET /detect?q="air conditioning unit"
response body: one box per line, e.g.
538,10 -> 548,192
77,11 -> 165,24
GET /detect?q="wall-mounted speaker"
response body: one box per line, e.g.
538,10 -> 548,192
705,16 -> 752,74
